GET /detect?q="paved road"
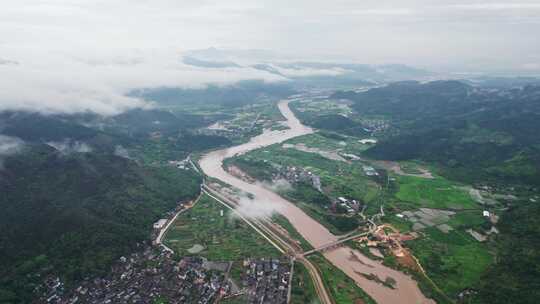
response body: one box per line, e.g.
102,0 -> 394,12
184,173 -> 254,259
155,195 -> 202,252
202,185 -> 333,304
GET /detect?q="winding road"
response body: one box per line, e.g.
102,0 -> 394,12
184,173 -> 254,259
199,99 -> 435,304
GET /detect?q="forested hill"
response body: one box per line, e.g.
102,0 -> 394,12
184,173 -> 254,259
0,109 -> 217,303
334,80 -> 475,123
131,80 -> 295,107
0,109 -> 231,159
334,81 -> 540,186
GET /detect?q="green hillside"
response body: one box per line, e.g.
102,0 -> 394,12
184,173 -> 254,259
0,109 -> 222,303
334,81 -> 540,186
0,143 -> 201,303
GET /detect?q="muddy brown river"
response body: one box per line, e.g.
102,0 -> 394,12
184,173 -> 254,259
199,99 -> 434,304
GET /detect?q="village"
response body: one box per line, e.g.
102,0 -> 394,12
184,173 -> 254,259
241,258 -> 292,304
38,246 -> 227,304
270,164 -> 368,216
272,165 -> 323,193
38,201 -> 295,304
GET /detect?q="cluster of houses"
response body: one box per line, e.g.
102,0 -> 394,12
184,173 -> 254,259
360,119 -> 389,134
274,165 -> 369,216
334,197 -> 362,214
39,247 -> 226,304
274,166 -> 323,192
41,277 -> 65,304
243,258 -> 292,304
168,156 -> 191,170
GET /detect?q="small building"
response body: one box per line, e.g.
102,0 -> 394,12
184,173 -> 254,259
359,139 -> 378,144
153,219 -> 168,229
362,165 -> 379,176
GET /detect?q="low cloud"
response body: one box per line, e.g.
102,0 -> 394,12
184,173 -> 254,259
1,0 -> 539,92
445,3 -> 540,11
521,63 -> 540,70
0,135 -> 24,155
47,140 -> 93,154
349,8 -> 415,16
0,58 -> 19,66
269,64 -> 348,78
232,193 -> 284,220
0,49 -> 286,116
0,135 -> 25,168
114,145 -> 131,159
257,178 -> 293,193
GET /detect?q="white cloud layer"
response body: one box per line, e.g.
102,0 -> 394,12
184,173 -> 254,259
0,135 -> 24,156
269,65 -> 349,78
233,194 -> 283,219
1,0 -> 539,115
446,3 -> 540,10
114,145 -> 131,159
47,139 -> 93,154
257,179 -> 293,193
0,48 -> 287,115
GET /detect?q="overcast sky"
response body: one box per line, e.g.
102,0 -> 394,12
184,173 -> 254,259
1,0 -> 540,114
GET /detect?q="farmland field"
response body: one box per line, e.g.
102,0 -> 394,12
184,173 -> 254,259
164,194 -> 281,260
407,227 -> 492,296
396,176 -> 478,210
290,263 -> 319,304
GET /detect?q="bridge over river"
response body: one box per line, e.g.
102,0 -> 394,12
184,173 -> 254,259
301,232 -> 369,257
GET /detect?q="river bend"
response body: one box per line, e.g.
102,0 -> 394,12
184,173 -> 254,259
199,99 -> 434,304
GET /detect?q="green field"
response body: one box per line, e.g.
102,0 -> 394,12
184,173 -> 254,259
231,136 -> 382,226
290,99 -> 353,118
447,210 -> 490,230
407,227 -> 493,296
236,138 -> 381,203
163,194 -> 281,260
290,263 -> 319,304
396,176 -> 478,210
392,175 -> 492,297
229,140 -> 384,233
308,254 -> 376,304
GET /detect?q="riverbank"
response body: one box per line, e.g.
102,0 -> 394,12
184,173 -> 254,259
198,98 -> 435,304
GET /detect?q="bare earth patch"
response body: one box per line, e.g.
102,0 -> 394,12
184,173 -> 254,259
376,161 -> 434,179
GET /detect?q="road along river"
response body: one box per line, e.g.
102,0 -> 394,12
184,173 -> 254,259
199,99 -> 435,304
